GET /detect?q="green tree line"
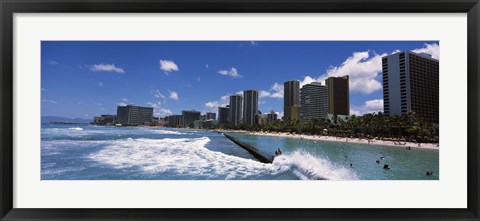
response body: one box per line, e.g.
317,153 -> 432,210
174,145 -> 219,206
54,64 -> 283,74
216,112 -> 438,143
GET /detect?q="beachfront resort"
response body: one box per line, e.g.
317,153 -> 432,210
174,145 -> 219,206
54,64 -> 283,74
92,50 -> 439,146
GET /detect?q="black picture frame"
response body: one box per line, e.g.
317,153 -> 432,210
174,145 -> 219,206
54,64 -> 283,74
1,0 -> 479,220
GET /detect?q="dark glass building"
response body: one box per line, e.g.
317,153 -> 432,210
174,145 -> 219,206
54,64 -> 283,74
167,115 -> 182,127
284,80 -> 300,122
243,89 -> 259,126
116,105 -> 153,126
267,111 -> 278,123
218,106 -> 230,125
182,110 -> 201,128
300,82 -> 328,121
229,95 -> 243,126
326,76 -> 350,116
206,112 -> 216,120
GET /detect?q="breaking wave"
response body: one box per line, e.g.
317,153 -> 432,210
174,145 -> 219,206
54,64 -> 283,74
88,137 -> 277,179
85,137 -> 357,180
147,129 -> 187,135
272,151 -> 358,180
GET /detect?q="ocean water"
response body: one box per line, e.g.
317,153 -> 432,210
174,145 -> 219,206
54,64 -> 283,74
41,124 -> 438,180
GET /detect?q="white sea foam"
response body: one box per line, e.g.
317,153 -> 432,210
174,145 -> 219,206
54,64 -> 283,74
88,137 -> 277,179
148,129 -> 187,135
44,136 -> 357,180
41,166 -> 86,176
272,151 -> 358,180
69,127 -> 83,131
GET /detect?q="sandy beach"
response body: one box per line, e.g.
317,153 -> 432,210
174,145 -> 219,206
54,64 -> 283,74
216,130 -> 439,150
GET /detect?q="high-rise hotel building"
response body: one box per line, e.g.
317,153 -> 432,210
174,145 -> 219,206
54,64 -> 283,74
116,105 -> 153,126
182,110 -> 201,128
206,112 -> 216,121
243,89 -> 259,126
167,115 -> 182,127
229,95 -> 243,126
217,106 -> 230,125
267,111 -> 278,123
382,51 -> 439,123
300,82 -> 328,121
284,80 -> 300,122
326,76 -> 350,116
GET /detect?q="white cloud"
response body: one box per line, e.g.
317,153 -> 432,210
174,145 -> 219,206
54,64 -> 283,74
270,83 -> 283,98
365,99 -> 383,110
98,82 -> 103,87
204,95 -> 230,112
90,64 -> 125,73
300,76 -> 317,88
42,99 -> 57,104
168,90 -> 179,100
205,64 -> 209,68
298,43 -> 439,95
217,67 -> 242,78
117,102 -> 128,106
152,90 -> 166,99
121,98 -> 128,102
152,90 -> 167,103
219,95 -> 230,105
205,101 -> 220,108
324,51 -> 384,94
160,60 -> 179,74
412,43 -> 439,60
156,108 -> 173,117
350,99 -> 384,116
276,112 -> 284,119
259,90 -> 271,98
148,102 -> 172,117
259,83 -> 284,99
47,60 -> 58,65
147,101 -> 162,109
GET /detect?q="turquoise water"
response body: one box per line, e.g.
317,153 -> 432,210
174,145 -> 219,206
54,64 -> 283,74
41,124 -> 438,180
227,133 -> 439,180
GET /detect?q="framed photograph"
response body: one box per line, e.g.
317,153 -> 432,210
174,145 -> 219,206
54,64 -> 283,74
1,0 -> 479,220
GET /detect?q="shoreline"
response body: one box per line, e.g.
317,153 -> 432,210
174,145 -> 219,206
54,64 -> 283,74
216,129 -> 439,150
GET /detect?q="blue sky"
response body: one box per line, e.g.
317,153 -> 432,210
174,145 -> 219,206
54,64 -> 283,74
41,41 -> 439,119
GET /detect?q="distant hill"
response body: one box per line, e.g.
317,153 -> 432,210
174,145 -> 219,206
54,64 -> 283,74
41,116 -> 92,124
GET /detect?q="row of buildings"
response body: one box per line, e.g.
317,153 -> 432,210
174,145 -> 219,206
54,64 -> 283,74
93,105 -> 157,126
209,76 -> 348,128
166,110 -> 216,128
93,51 -> 439,127
161,89 -> 279,128
93,106 -> 216,127
213,51 -> 438,125
284,76 -> 350,123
